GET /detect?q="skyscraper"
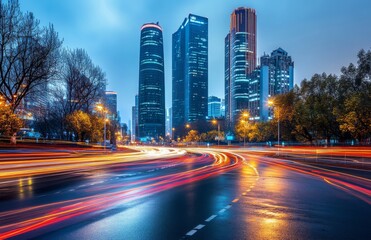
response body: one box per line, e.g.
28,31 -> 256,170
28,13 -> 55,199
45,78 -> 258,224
208,96 -> 222,118
172,14 -> 208,136
225,7 -> 257,125
138,23 -> 165,141
105,91 -> 117,120
248,48 -> 294,121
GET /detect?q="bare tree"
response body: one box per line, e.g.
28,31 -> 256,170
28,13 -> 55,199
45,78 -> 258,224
0,0 -> 62,112
60,48 -> 106,114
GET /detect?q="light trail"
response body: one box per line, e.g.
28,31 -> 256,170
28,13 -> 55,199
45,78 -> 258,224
235,151 -> 371,205
0,147 -> 248,239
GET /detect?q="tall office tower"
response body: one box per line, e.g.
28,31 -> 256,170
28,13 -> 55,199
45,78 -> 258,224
262,48 -> 294,96
225,7 -> 257,126
249,48 -> 294,121
105,91 -> 117,120
208,96 -> 222,118
172,14 -> 208,136
138,23 -> 165,141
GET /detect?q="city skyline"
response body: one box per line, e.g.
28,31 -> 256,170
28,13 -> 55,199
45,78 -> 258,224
18,0 -> 371,123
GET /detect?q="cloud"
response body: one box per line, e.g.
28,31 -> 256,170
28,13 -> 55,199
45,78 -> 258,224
83,0 -> 125,31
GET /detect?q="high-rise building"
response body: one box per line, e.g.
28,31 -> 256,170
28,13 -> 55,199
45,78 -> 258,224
172,14 -> 208,136
208,96 -> 222,118
225,7 -> 257,126
138,23 -> 165,141
131,95 -> 139,141
249,48 -> 294,121
262,48 -> 294,96
105,91 -> 117,120
221,99 -> 226,117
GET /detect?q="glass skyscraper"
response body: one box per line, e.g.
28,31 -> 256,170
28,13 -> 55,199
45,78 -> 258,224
225,7 -> 257,126
104,91 -> 117,120
138,23 -> 165,141
172,14 -> 208,136
208,96 -> 222,118
248,48 -> 294,121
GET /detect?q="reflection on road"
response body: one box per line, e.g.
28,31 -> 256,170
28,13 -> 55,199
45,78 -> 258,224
0,146 -> 369,239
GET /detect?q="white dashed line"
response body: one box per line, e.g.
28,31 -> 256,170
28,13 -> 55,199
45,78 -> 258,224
205,215 -> 217,222
194,224 -> 205,230
219,208 -> 226,213
186,230 -> 197,236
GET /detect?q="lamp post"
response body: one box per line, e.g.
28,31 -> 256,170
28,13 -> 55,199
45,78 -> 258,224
96,103 -> 108,151
172,127 -> 175,140
103,116 -> 107,151
212,119 -> 220,146
241,112 -> 249,147
268,99 -> 280,146
185,124 -> 190,144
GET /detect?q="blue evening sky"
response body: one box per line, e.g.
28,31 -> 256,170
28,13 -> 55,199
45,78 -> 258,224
18,0 -> 371,123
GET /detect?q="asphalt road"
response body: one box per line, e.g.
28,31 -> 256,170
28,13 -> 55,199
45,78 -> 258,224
0,147 -> 370,240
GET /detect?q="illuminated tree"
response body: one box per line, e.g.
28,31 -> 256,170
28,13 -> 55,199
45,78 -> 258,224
0,101 -> 22,136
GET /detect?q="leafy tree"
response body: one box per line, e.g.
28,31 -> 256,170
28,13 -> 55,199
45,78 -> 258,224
335,49 -> 371,142
66,110 -> 91,141
291,74 -> 341,143
234,111 -> 255,142
336,93 -> 371,141
88,114 -> 104,143
184,130 -> 200,143
0,102 -> 22,136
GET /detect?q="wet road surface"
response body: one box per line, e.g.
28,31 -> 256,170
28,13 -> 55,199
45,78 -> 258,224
0,147 -> 370,240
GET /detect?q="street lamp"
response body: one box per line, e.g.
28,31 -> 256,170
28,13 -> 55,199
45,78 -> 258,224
172,127 -> 175,140
241,111 -> 249,147
268,99 -> 280,146
96,103 -> 108,151
212,119 -> 220,146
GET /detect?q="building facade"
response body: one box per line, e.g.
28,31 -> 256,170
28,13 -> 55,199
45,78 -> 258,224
208,96 -> 222,118
225,7 -> 257,126
138,23 -> 165,141
249,48 -> 294,121
172,14 -> 208,137
105,91 -> 117,120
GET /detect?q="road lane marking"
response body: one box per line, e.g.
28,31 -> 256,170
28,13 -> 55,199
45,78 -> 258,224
205,215 -> 217,222
219,208 -> 226,213
225,205 -> 231,209
195,224 -> 205,230
232,198 -> 239,203
186,230 -> 197,236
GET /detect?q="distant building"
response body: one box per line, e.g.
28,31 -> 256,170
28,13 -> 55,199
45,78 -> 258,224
225,7 -> 257,127
249,48 -> 294,121
131,95 -> 139,141
138,23 -> 166,141
172,14 -> 208,137
105,91 -> 117,120
208,96 -> 222,118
